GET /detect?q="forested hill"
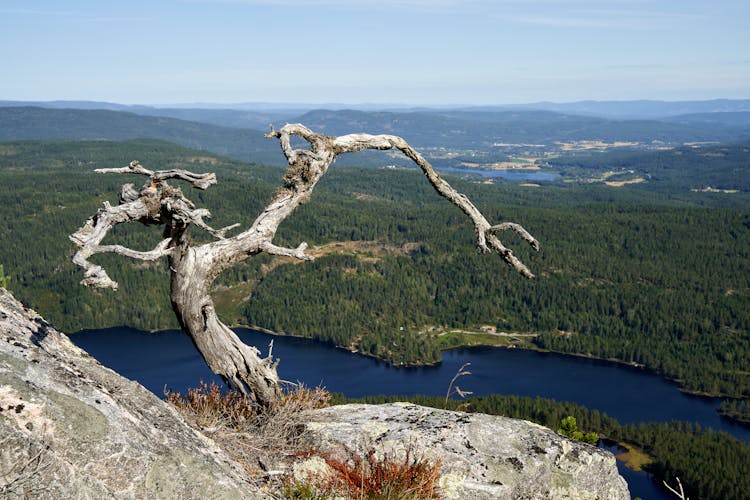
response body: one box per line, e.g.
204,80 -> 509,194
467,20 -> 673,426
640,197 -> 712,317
291,108 -> 750,147
664,111 -> 750,126
0,100 -> 298,130
1,138 -> 748,399
0,106 -> 284,165
549,140 -> 750,193
3,105 -> 750,159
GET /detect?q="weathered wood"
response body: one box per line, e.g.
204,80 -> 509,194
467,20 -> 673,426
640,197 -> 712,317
70,125 -> 538,407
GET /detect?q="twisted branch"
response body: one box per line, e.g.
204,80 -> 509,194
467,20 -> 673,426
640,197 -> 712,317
71,161 -> 234,289
96,160 -> 217,190
269,124 -> 539,278
71,125 -> 538,407
69,199 -> 159,289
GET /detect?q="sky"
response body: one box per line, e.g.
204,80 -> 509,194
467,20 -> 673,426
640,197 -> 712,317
2,0 -> 749,106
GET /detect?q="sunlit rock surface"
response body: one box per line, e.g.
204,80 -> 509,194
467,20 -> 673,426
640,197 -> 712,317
302,402 -> 630,500
0,288 -> 264,499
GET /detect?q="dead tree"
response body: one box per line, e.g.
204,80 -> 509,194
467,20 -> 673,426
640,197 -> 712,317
663,477 -> 689,500
70,124 -> 539,407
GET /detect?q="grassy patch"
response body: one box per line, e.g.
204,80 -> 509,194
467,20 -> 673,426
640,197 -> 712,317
167,382 -> 444,498
615,442 -> 653,471
166,381 -> 330,489
212,281 -> 257,325
433,329 -> 536,351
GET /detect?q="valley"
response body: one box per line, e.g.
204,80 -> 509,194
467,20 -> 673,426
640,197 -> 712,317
1,100 -> 748,500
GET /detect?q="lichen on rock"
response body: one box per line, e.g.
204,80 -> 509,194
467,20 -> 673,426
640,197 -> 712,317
0,288 -> 265,499
300,402 -> 630,500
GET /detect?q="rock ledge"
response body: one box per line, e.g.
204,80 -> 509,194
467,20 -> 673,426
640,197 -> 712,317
301,402 -> 630,499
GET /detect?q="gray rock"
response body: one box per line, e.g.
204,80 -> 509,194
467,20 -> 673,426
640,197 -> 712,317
301,402 -> 630,500
0,288 -> 265,499
0,286 -> 630,499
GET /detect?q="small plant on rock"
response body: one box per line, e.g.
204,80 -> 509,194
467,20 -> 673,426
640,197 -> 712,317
289,444 -> 442,499
444,362 -> 473,411
558,415 -> 599,445
0,264 -> 10,289
166,381 -> 330,485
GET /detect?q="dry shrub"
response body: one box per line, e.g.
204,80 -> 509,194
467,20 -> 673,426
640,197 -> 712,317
290,445 -> 442,499
166,383 -> 443,498
166,381 -> 330,485
165,381 -> 256,430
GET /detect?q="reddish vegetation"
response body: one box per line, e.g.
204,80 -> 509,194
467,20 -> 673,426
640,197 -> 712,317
166,382 -> 442,497
298,445 -> 443,499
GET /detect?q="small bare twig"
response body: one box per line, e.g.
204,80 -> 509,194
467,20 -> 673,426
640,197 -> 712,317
0,435 -> 53,498
663,476 -> 689,500
444,362 -> 473,410
261,242 -> 313,261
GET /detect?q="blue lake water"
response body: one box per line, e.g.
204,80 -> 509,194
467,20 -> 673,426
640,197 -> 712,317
72,326 -> 749,500
437,166 -> 559,181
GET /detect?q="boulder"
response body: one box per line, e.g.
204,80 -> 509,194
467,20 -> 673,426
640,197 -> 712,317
300,402 -> 630,499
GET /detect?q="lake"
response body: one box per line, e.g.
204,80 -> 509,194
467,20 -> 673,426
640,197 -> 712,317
437,166 -> 559,181
72,326 -> 748,500
71,326 -> 749,439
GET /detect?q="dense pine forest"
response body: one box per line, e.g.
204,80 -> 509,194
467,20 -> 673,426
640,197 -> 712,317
548,141 -> 750,193
2,136 -> 749,498
0,138 -> 748,402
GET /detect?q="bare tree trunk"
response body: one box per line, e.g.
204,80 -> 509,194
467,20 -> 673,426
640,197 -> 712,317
71,127 -> 538,408
169,238 -> 280,407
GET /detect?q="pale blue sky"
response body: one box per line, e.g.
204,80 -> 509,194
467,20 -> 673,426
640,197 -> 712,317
2,0 -> 748,105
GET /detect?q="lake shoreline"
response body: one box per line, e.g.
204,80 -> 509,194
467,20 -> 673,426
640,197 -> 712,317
78,321 -> 738,401
70,324 -> 750,445
236,323 -> 735,401
242,324 -> 443,368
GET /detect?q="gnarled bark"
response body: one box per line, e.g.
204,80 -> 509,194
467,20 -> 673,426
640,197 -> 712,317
71,127 -> 538,408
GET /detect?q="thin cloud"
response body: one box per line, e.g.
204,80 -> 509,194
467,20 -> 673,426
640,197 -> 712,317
511,7 -> 691,30
514,16 -> 617,28
0,7 -> 73,16
0,7 -> 150,23
178,0 -> 479,8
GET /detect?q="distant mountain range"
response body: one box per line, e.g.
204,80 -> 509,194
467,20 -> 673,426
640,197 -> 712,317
1,100 -> 749,167
290,108 -> 750,147
0,106 -> 286,165
3,98 -> 750,120
477,99 -> 750,119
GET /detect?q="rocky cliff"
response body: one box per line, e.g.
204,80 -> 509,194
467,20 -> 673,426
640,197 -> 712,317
0,286 -> 629,499
0,288 -> 265,499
